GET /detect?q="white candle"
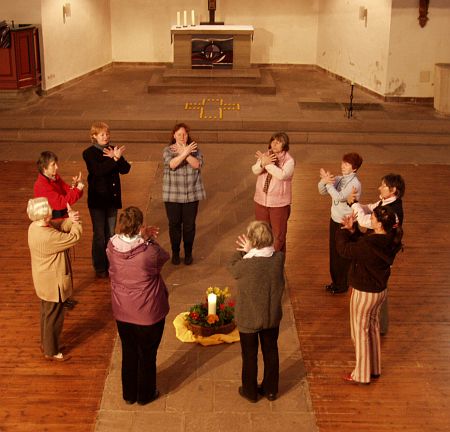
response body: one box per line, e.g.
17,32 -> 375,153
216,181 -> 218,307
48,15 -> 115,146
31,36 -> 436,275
176,11 -> 180,27
183,10 -> 187,27
207,293 -> 217,315
191,10 -> 195,26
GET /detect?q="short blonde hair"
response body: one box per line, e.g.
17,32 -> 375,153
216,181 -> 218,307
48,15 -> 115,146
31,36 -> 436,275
246,220 -> 274,249
90,121 -> 110,143
27,197 -> 52,221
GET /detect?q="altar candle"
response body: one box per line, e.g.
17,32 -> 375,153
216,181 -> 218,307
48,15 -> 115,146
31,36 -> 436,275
183,10 -> 187,27
176,11 -> 180,27
208,293 -> 217,315
191,10 -> 195,26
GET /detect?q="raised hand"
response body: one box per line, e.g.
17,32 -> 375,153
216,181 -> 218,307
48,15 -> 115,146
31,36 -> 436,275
113,145 -> 126,159
67,203 -> 80,222
347,186 -> 358,205
340,213 -> 356,231
185,141 -> 198,155
103,146 -> 115,158
236,234 -> 252,253
140,225 -> 160,241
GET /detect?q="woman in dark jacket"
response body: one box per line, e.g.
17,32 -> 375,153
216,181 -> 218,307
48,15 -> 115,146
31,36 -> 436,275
106,207 -> 169,405
229,221 -> 285,402
336,205 -> 403,384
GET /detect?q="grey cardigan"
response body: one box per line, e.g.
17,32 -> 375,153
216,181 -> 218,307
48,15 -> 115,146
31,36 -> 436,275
228,251 -> 285,333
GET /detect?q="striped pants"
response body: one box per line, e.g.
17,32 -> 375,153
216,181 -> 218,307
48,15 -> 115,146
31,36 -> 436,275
350,287 -> 387,383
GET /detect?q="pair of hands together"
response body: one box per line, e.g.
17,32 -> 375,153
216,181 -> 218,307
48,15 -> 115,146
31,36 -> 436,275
255,150 -> 277,168
170,141 -> 198,157
103,145 -> 126,161
71,171 -> 84,190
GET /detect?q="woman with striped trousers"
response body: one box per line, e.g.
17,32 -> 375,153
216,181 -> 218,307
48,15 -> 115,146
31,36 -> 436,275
336,205 -> 403,384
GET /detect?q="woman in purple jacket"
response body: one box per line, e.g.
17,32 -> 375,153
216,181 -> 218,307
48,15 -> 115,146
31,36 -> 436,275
107,207 -> 169,405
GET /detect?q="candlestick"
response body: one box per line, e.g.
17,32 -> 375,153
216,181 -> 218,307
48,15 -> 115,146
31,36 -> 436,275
183,10 -> 187,27
207,293 -> 217,315
176,11 -> 181,27
191,9 -> 195,26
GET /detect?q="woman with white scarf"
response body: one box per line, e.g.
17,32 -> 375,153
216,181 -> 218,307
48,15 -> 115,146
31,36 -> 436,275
229,221 -> 285,403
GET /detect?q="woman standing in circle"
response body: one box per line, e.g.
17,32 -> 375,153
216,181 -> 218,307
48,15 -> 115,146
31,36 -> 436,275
107,207 -> 169,405
229,221 -> 285,403
336,205 -> 403,384
162,123 -> 206,265
252,132 -> 294,253
27,198 -> 82,362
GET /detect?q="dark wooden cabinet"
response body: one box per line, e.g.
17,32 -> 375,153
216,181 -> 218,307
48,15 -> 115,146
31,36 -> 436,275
0,25 -> 41,90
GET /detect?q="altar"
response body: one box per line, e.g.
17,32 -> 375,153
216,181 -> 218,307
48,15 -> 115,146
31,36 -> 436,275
171,25 -> 254,69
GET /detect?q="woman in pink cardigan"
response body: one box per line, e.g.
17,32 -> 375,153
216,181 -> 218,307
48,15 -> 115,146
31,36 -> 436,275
252,132 -> 295,252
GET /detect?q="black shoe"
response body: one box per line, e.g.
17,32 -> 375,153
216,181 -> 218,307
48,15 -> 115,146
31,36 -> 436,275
325,284 -> 335,291
125,399 -> 136,405
329,286 -> 348,294
370,373 -> 381,379
238,386 -> 258,403
257,385 -> 277,401
63,300 -> 75,310
138,389 -> 160,405
96,271 -> 108,279
171,254 -> 181,265
184,255 -> 193,265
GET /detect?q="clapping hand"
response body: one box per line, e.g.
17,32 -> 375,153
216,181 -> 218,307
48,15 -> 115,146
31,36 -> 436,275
347,186 -> 358,205
140,225 -> 159,241
113,145 -> 126,159
236,234 -> 252,253
319,168 -> 335,184
256,150 -> 276,167
340,214 -> 356,232
67,203 -> 80,223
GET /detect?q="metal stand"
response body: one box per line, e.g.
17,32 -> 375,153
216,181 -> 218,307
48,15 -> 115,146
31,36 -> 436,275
345,84 -> 354,119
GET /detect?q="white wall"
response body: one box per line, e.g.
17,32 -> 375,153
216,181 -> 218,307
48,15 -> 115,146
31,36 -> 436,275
387,0 -> 450,98
0,0 -> 42,25
316,0 -> 392,94
40,0 -> 112,90
110,0 -> 319,64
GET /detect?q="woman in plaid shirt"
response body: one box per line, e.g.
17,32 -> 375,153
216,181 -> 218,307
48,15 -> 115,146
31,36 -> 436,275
162,123 -> 206,265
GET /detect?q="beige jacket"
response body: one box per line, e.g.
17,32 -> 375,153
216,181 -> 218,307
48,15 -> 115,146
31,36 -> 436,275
28,219 -> 82,302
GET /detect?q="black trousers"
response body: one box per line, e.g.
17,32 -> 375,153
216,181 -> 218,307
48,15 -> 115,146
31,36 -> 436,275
89,207 -> 117,273
239,327 -> 280,400
116,318 -> 165,403
40,300 -> 65,356
329,218 -> 351,290
164,201 -> 199,256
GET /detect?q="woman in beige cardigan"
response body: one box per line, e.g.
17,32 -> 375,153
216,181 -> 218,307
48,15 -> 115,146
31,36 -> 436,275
27,197 -> 82,361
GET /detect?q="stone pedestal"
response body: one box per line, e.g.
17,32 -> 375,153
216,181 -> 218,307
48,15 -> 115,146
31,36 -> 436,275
434,64 -> 450,116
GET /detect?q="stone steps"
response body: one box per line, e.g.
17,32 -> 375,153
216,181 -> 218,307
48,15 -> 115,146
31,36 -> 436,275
1,116 -> 450,146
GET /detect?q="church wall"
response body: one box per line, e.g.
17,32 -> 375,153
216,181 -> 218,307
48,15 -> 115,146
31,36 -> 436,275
110,0 -> 319,64
386,0 -> 450,98
40,0 -> 112,90
1,0 -> 42,25
316,0 -> 392,95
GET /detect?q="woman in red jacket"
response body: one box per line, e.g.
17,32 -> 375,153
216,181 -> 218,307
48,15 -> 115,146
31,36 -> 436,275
34,151 -> 84,219
106,207 -> 169,405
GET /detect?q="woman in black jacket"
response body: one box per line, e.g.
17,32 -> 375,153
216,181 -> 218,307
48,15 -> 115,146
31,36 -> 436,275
336,205 -> 403,384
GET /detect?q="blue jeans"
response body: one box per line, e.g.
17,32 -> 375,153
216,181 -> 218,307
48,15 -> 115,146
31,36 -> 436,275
89,207 -> 117,273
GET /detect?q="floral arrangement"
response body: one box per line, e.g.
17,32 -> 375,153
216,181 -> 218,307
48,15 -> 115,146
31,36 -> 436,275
186,286 -> 235,328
